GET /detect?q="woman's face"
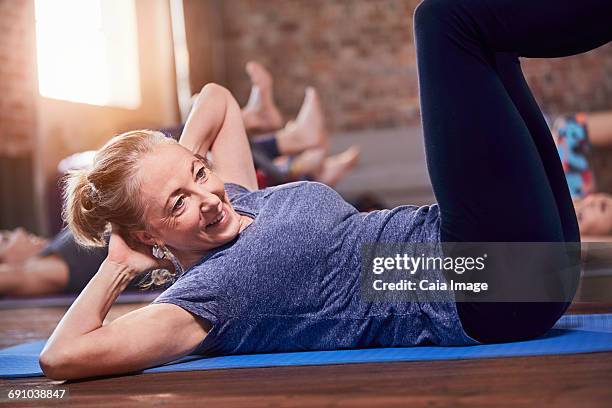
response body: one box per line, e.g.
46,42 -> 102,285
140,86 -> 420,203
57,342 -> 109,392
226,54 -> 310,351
576,194 -> 612,236
135,142 -> 246,266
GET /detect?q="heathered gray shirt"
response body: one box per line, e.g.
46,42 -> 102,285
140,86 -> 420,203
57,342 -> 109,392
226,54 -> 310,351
153,181 -> 478,355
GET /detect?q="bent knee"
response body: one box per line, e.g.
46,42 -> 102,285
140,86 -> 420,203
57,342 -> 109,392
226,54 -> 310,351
473,302 -> 568,344
414,0 -> 456,29
413,0 -> 474,41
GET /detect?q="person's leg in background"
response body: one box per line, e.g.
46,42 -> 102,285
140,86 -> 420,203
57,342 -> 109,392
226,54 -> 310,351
551,110 -> 612,203
0,255 -> 69,297
413,0 -> 611,342
241,61 -> 361,186
0,228 -> 136,297
581,111 -> 612,147
0,229 -> 67,297
249,85 -> 330,161
552,111 -> 612,149
170,61 -> 323,156
241,61 -> 326,156
553,113 -> 595,198
247,84 -> 360,187
241,61 -> 284,136
0,228 -> 48,264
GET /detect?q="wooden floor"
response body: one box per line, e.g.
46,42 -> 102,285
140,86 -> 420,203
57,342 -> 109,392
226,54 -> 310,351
1,302 -> 611,407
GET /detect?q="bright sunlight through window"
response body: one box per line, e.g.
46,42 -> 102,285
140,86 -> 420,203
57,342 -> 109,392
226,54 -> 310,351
34,0 -> 141,108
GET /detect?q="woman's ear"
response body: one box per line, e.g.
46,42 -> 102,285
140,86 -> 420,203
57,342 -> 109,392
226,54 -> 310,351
131,230 -> 157,246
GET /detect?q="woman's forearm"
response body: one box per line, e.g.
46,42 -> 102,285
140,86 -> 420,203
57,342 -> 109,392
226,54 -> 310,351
179,83 -> 232,156
42,259 -> 134,352
179,82 -> 258,190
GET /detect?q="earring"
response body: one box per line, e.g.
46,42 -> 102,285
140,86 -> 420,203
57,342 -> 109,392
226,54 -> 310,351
152,244 -> 165,259
151,243 -> 184,278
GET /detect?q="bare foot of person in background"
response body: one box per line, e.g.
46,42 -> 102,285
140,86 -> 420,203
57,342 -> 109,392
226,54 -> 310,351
274,148 -> 327,180
0,228 -> 49,264
318,146 -> 361,187
276,87 -> 328,155
241,61 -> 284,135
277,145 -> 361,187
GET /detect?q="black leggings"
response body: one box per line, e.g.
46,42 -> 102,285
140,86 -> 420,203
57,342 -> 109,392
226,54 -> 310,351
413,0 -> 611,342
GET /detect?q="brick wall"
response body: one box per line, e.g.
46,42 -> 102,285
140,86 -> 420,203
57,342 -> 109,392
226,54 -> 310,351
0,0 -> 38,231
524,52 -> 612,117
0,0 -> 37,157
213,0 -> 612,132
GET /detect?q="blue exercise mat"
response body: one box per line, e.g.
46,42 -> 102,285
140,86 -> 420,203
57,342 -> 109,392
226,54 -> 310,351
2,313 -> 612,379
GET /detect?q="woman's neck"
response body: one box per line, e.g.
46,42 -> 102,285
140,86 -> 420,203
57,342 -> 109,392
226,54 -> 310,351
238,213 -> 254,232
175,214 -> 254,270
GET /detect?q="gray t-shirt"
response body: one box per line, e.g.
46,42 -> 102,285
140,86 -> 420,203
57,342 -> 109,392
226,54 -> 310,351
153,181 -> 477,355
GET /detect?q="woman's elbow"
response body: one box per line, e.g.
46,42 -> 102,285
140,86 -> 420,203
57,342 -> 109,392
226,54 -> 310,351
198,83 -> 231,102
39,350 -> 62,379
200,82 -> 225,94
39,349 -> 79,380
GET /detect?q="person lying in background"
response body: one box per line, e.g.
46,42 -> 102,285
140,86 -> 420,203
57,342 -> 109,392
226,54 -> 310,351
574,193 -> 612,236
0,62 -> 359,297
37,0 -> 610,379
552,110 -> 612,237
191,61 -> 361,187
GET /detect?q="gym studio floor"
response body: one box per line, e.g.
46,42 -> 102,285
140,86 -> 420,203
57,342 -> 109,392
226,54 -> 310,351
1,300 -> 611,408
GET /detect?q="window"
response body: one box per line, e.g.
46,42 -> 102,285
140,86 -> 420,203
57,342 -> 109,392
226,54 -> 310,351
34,0 -> 141,108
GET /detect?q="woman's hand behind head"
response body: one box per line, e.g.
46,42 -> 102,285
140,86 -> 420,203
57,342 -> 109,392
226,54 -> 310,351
107,224 -> 174,278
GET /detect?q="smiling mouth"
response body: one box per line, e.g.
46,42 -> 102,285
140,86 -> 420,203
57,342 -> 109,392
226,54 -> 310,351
206,209 -> 226,228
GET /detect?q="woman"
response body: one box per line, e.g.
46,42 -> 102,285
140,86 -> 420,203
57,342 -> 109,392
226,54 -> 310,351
41,0 -> 611,380
0,65 -> 358,297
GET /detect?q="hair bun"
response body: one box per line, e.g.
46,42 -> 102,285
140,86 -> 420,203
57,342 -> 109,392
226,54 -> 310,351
62,170 -> 108,247
61,129 -> 173,249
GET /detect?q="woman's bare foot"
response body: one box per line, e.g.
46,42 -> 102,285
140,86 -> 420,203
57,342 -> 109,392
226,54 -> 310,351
276,87 -> 328,155
318,146 -> 361,187
241,61 -> 284,136
0,228 -> 49,264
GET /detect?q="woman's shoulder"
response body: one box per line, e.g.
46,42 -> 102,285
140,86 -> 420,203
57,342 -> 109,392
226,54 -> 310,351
150,259 -> 227,322
225,180 -> 332,199
223,182 -> 252,200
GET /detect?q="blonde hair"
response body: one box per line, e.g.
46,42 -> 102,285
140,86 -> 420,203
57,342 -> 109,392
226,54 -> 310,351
62,129 -> 174,247
62,130 -> 181,287
63,130 -> 214,287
